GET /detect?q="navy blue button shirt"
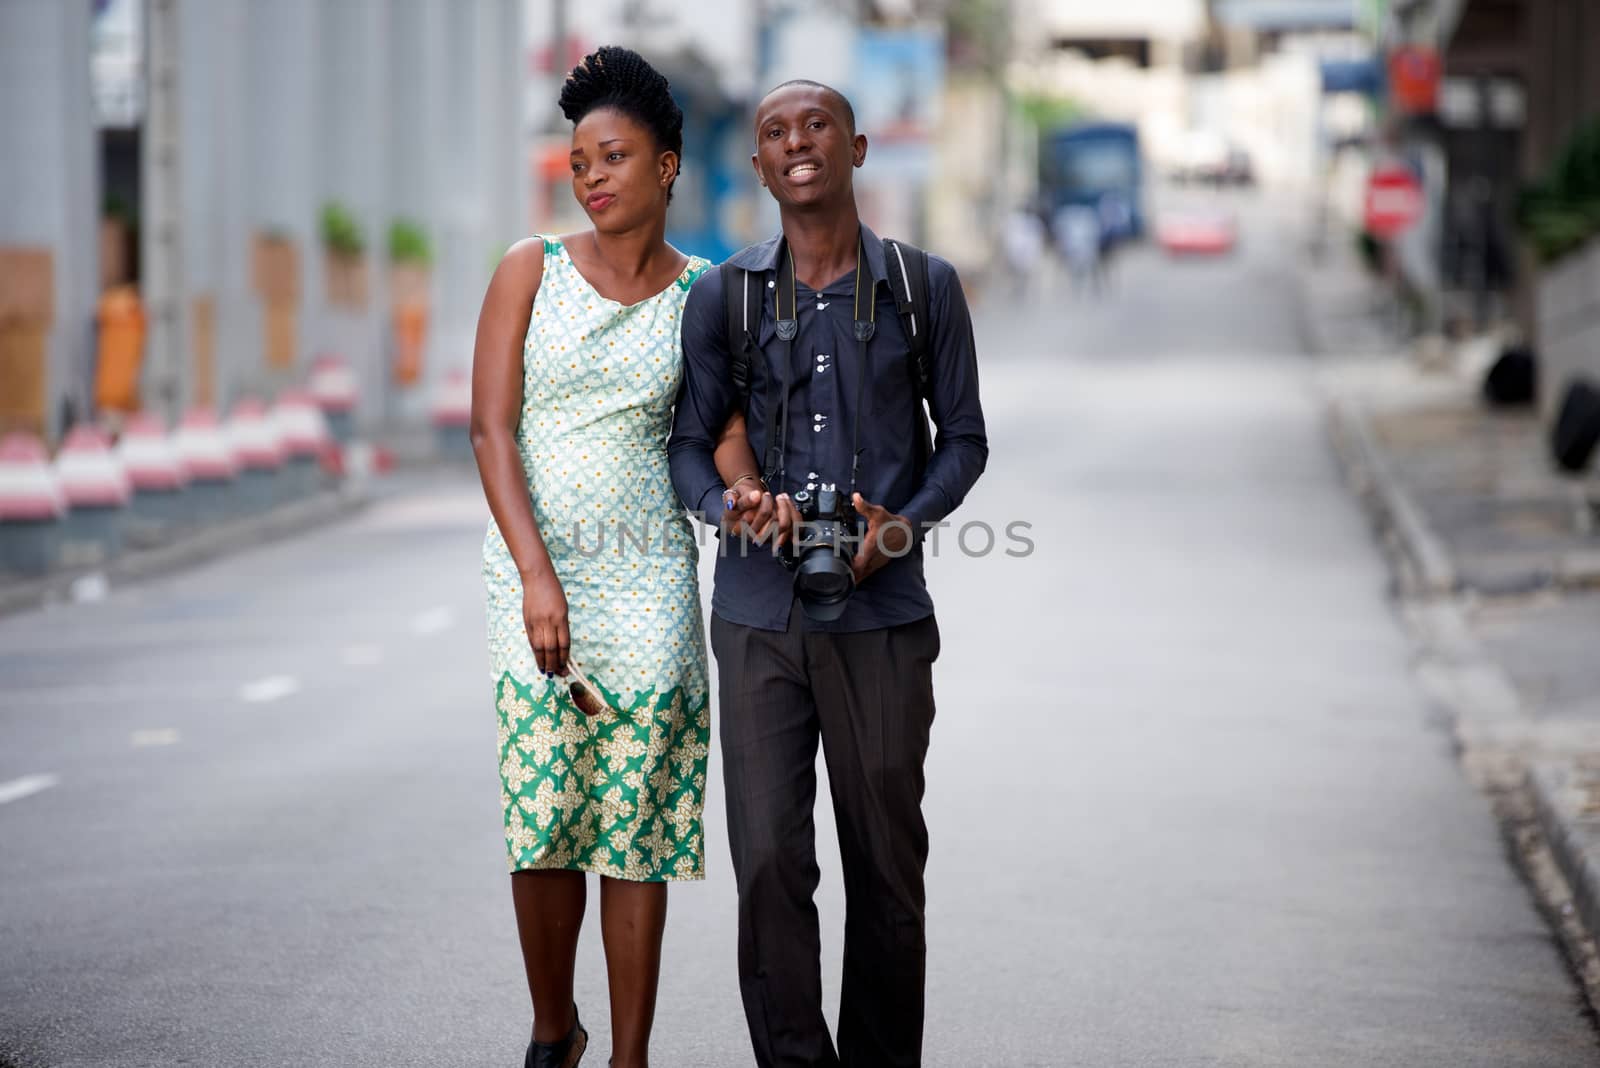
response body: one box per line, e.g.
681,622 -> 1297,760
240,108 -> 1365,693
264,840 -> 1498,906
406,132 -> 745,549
668,226 -> 988,632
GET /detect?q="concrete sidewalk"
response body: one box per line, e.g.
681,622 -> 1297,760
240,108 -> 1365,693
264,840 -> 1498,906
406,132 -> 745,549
1299,241 -> 1600,1004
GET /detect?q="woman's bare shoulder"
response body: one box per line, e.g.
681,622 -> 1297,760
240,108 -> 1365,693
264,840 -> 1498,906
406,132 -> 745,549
497,237 -> 548,287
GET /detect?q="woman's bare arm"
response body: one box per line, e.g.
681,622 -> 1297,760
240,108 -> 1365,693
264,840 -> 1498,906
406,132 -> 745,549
713,409 -> 760,490
711,408 -> 797,545
470,239 -> 569,674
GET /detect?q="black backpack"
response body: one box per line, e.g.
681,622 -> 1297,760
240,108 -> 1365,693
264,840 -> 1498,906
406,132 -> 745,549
720,238 -> 934,472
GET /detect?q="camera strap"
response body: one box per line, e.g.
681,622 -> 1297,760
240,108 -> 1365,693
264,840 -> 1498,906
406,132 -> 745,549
848,240 -> 875,500
763,243 -> 797,490
761,235 -> 875,498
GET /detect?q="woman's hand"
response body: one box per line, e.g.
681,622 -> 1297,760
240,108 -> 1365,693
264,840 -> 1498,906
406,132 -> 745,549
521,568 -> 570,677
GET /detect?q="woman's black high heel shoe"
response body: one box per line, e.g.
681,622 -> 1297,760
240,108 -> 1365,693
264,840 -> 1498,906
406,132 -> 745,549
524,1007 -> 587,1068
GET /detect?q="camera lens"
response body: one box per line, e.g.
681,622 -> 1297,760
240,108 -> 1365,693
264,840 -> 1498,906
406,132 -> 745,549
794,547 -> 855,621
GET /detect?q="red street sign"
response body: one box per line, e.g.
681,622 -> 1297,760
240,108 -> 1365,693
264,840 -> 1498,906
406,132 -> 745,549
1388,46 -> 1441,115
1364,165 -> 1424,239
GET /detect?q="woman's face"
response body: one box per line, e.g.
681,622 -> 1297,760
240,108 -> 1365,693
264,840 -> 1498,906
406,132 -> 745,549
570,107 -> 676,231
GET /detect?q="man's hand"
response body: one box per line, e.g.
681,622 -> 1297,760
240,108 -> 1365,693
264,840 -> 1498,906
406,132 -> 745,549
850,493 -> 913,584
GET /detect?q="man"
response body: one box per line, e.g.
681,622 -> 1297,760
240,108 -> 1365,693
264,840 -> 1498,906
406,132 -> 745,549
668,80 -> 987,1067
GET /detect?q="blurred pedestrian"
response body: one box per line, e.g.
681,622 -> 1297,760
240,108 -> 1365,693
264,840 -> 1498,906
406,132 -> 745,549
1053,202 -> 1104,295
470,46 -> 761,1068
669,79 -> 989,1067
1001,205 -> 1047,301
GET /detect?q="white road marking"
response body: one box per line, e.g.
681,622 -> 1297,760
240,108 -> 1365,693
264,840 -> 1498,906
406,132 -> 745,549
238,675 -> 299,703
69,571 -> 110,603
131,728 -> 181,747
340,643 -> 384,667
0,681 -> 223,705
0,774 -> 59,805
411,607 -> 455,635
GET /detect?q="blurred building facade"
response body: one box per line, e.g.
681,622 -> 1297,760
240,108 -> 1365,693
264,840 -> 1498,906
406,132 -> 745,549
525,0 -> 950,266
1439,0 -> 1600,421
0,0 -> 526,442
1335,0 -> 1600,428
0,1 -> 99,440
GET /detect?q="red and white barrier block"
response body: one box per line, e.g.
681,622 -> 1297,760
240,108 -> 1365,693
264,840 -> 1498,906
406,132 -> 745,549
227,397 -> 288,512
117,413 -> 191,530
272,389 -> 331,498
309,355 -> 359,444
0,432 -> 68,576
173,408 -> 239,522
431,367 -> 474,462
55,426 -> 132,565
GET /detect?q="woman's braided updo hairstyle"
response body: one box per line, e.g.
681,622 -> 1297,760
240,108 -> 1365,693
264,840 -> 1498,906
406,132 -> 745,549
559,46 -> 683,199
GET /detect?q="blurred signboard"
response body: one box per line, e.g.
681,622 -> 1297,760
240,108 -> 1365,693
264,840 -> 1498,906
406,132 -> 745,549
850,27 -> 944,180
1365,164 -> 1424,239
1321,58 -> 1381,96
1216,0 -> 1356,31
91,0 -> 142,127
1388,46 -> 1441,116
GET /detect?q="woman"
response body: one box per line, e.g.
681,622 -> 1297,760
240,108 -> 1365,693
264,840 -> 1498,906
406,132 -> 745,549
471,47 -> 758,1068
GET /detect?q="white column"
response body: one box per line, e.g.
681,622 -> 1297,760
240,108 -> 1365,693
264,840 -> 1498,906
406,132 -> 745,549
211,0 -> 256,412
0,0 -> 98,438
317,0 -> 389,430
430,0 -> 528,404
245,0 -> 319,398
142,0 -> 185,422
386,0 -> 450,424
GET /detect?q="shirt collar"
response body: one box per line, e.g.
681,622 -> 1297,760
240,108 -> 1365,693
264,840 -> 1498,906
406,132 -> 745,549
726,224 -> 889,285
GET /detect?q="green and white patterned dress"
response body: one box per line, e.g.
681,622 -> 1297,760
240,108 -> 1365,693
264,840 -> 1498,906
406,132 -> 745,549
483,236 -> 712,882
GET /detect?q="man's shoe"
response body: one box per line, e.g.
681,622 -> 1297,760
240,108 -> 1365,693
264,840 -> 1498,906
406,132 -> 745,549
524,1007 -> 587,1068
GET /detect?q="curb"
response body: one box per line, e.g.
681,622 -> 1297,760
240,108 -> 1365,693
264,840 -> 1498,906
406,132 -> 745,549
1531,761 -> 1600,958
1291,251 -> 1461,600
1325,397 -> 1459,597
1297,254 -> 1600,1016
0,485 -> 370,618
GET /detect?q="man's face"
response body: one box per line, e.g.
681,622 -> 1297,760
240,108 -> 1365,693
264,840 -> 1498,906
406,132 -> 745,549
751,85 -> 866,210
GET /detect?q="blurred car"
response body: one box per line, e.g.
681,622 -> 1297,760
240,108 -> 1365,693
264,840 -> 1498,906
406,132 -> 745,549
1156,207 -> 1238,255
1172,129 -> 1229,185
1222,146 -> 1254,186
1172,132 -> 1255,187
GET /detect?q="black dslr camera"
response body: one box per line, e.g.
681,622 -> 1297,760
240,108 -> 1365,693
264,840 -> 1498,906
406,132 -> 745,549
782,483 -> 859,621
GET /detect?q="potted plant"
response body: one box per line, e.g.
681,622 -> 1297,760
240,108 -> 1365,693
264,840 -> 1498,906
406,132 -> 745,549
387,218 -> 432,303
321,201 -> 367,309
251,226 -> 300,304
100,194 -> 137,292
1521,118 -> 1600,265
388,219 -> 432,386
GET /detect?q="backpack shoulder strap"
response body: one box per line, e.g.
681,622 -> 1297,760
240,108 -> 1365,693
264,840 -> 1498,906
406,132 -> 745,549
883,239 -> 935,471
720,261 -> 759,399
882,239 -> 932,400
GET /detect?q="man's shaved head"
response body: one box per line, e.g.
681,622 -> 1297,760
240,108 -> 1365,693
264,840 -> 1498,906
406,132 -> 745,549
761,79 -> 856,135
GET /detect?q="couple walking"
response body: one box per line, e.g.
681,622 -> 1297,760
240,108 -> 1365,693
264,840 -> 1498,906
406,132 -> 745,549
471,47 -> 988,1067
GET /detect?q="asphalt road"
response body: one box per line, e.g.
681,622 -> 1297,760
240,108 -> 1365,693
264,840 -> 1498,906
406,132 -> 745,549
3,190 -> 1597,1066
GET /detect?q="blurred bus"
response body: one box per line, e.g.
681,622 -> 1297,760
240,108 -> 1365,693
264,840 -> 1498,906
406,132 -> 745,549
1039,122 -> 1144,243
